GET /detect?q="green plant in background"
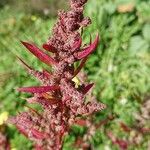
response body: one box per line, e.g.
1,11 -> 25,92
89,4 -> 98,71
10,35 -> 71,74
0,0 -> 150,149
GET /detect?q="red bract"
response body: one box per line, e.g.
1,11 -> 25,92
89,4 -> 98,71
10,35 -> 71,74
9,0 -> 106,149
82,83 -> 94,94
72,37 -> 82,51
75,34 -> 100,59
73,57 -> 88,77
21,41 -> 57,66
42,43 -> 57,53
17,85 -> 59,93
31,129 -> 47,139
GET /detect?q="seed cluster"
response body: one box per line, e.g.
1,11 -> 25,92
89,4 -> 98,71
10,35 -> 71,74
9,0 -> 106,149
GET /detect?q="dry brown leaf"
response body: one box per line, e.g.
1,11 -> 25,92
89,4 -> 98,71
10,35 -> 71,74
117,3 -> 135,13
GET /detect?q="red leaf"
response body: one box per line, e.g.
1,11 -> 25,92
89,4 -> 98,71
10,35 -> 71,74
42,69 -> 52,78
31,129 -> 47,139
120,122 -> 131,132
43,43 -> 57,53
116,139 -> 128,150
82,83 -> 94,94
21,41 -> 57,66
72,37 -> 82,50
36,97 -> 60,107
75,34 -> 100,59
73,57 -> 88,77
75,119 -> 87,126
17,85 -> 59,93
16,125 -> 28,137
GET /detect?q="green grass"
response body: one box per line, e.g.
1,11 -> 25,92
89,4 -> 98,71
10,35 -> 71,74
0,0 -> 150,149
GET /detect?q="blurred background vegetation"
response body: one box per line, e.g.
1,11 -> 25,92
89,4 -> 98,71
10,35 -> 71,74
0,0 -> 150,149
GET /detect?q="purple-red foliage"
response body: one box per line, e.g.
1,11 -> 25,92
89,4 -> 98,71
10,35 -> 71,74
107,122 -> 150,150
0,129 -> 10,150
9,0 -> 106,149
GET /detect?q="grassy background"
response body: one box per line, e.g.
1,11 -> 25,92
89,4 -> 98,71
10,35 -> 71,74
0,0 -> 150,149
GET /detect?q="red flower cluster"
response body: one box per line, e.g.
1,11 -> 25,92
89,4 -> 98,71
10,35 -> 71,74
9,0 -> 106,149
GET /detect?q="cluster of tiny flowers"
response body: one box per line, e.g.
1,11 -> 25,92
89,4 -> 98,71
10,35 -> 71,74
9,0 -> 106,149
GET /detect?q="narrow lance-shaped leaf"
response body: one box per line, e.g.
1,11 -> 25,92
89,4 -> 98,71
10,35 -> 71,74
73,57 -> 88,78
72,37 -> 82,51
43,43 -> 57,53
16,125 -> 28,137
82,83 -> 94,94
42,69 -> 52,78
74,119 -> 87,126
31,129 -> 47,139
26,97 -> 60,107
17,85 -> 59,93
21,41 -> 57,66
75,34 -> 100,59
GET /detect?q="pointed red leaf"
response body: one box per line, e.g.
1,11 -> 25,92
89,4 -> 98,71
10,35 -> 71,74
72,37 -> 82,50
31,129 -> 47,139
82,83 -> 94,94
42,69 -> 52,78
43,43 -> 57,53
73,57 -> 88,77
75,119 -> 87,126
120,122 -> 131,132
21,41 -> 57,66
16,125 -> 28,137
17,85 -> 59,93
37,98 -> 60,107
75,34 -> 100,59
116,139 -> 128,150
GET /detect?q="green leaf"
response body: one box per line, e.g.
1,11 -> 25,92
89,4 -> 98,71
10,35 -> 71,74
128,36 -> 149,55
142,23 -> 150,42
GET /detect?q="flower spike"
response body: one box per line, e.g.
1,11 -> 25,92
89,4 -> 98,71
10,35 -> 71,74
75,34 -> 100,59
21,41 -> 57,66
9,1 -> 105,149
